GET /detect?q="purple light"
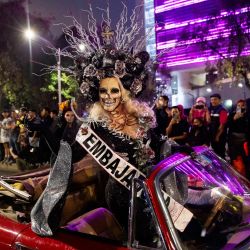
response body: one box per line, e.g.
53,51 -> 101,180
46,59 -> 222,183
157,30 -> 233,50
158,146 -> 249,195
176,165 -> 191,176
155,0 -> 207,13
154,0 -> 250,68
184,161 -> 214,183
156,7 -> 249,31
160,49 -> 250,67
162,53 -> 250,68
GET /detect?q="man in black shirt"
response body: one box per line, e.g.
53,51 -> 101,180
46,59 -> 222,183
151,96 -> 171,161
166,106 -> 189,145
154,95 -> 171,136
228,99 -> 249,176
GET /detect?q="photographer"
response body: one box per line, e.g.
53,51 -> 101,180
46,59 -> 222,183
25,109 -> 41,149
10,134 -> 39,171
186,118 -> 210,147
153,95 -> 171,136
209,94 -> 228,158
228,99 -> 249,176
166,106 -> 189,145
188,97 -> 210,124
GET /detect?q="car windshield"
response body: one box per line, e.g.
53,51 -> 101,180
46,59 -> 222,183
157,146 -> 250,250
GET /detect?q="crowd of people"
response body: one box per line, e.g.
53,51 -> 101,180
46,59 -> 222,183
0,103 -> 80,171
154,93 -> 250,178
0,93 -> 249,180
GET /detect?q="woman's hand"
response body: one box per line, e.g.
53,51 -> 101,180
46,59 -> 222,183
234,112 -> 243,120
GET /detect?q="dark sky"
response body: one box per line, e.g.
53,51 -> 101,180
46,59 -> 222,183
27,0 -> 138,37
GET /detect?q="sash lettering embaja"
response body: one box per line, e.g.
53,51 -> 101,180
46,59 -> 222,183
76,124 -> 193,232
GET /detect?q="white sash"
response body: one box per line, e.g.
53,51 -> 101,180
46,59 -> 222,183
76,124 -> 193,232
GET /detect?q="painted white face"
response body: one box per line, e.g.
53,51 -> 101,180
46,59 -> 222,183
99,77 -> 122,112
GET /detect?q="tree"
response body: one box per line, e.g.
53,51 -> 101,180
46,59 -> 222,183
0,0 -> 53,108
41,72 -> 78,102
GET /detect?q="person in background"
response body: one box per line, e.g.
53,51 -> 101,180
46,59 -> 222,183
177,104 -> 188,121
228,100 -> 249,176
166,106 -> 189,145
40,107 -> 52,128
0,110 -> 12,164
186,118 -> 210,147
151,95 -> 171,162
245,98 -> 250,173
39,107 -> 53,164
10,135 -> 38,171
61,107 -> 81,146
10,110 -> 18,122
17,107 -> 28,127
153,95 -> 171,136
188,97 -> 210,124
0,114 -> 3,161
49,109 -> 59,135
26,109 -> 41,149
208,93 -> 228,158
8,119 -> 20,165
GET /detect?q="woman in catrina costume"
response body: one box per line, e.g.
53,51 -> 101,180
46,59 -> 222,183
30,4 -> 159,238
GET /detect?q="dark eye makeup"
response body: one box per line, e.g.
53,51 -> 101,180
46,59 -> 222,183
110,88 -> 120,94
99,88 -> 107,94
99,88 -> 120,94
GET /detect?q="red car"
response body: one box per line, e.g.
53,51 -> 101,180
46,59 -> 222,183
0,146 -> 250,250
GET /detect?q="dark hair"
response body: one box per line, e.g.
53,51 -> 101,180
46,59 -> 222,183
20,107 -> 28,112
28,109 -> 37,113
171,105 -> 179,110
236,99 -> 245,105
51,109 -> 58,115
210,93 -> 221,99
193,117 -> 204,124
42,107 -> 50,113
161,95 -> 169,102
18,134 -> 29,144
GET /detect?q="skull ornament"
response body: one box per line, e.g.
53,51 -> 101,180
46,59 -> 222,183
99,77 -> 122,112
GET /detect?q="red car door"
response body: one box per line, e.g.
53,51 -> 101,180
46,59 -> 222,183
0,215 -> 128,250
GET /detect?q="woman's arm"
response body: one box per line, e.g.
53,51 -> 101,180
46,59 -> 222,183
170,132 -> 188,142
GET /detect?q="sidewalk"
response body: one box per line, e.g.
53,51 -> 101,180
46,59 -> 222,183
0,163 -> 20,175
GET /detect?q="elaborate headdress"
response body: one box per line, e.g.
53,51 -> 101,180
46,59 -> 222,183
58,3 -> 151,102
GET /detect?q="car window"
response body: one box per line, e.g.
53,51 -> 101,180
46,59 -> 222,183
157,148 -> 250,250
128,179 -> 166,250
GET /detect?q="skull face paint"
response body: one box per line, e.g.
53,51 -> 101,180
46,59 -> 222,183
99,77 -> 122,112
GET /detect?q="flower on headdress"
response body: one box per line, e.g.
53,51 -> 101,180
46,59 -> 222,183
135,57 -> 142,64
109,49 -> 116,56
114,60 -> 125,77
92,54 -> 103,69
80,81 -> 90,95
84,64 -> 97,77
139,73 -> 147,81
136,126 -> 146,138
130,78 -> 142,95
102,57 -> 114,68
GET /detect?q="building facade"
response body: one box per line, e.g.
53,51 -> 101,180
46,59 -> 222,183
146,0 -> 250,108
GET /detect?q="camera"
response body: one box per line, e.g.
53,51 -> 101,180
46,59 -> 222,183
172,113 -> 178,120
195,104 -> 204,110
236,107 -> 246,113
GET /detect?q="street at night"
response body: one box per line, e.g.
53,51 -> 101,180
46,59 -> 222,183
0,0 -> 250,249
